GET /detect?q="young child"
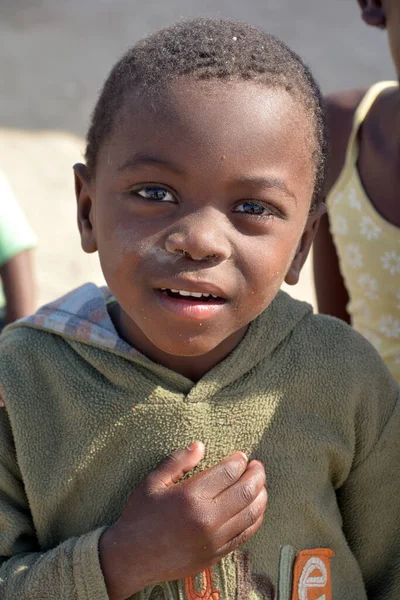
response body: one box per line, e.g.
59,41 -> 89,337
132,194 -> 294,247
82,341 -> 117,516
313,0 -> 400,382
0,18 -> 399,600
0,170 -> 36,328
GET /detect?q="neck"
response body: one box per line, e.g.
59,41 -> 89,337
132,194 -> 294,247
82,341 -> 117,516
108,302 -> 247,382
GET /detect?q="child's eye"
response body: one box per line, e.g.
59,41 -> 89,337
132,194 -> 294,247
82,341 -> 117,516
136,187 -> 175,202
233,200 -> 274,216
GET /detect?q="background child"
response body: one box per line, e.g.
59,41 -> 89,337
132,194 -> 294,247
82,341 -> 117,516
0,18 -> 399,600
0,170 -> 36,328
313,0 -> 400,382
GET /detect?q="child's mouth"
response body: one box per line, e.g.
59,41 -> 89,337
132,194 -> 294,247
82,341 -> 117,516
159,288 -> 225,303
154,286 -> 228,321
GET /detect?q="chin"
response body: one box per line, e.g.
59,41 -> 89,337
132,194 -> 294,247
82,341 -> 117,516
151,333 -> 224,358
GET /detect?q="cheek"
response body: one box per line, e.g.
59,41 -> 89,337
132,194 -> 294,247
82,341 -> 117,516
240,230 -> 300,288
232,228 -> 303,319
96,218 -> 144,279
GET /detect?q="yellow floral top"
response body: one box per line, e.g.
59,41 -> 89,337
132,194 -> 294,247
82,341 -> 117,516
327,81 -> 400,382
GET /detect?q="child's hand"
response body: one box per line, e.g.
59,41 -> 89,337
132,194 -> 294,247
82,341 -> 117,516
99,441 -> 267,600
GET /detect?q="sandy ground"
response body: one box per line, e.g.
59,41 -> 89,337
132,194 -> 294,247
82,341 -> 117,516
0,129 -> 316,310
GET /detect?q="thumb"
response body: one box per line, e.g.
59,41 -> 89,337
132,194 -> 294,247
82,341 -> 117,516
147,442 -> 205,490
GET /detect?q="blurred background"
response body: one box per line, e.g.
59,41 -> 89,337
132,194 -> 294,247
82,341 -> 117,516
0,0 -> 395,308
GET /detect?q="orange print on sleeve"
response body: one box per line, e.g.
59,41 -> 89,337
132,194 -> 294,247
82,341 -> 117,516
291,548 -> 334,600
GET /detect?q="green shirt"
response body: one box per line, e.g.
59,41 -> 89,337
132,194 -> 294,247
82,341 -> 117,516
0,171 -> 37,309
0,284 -> 399,599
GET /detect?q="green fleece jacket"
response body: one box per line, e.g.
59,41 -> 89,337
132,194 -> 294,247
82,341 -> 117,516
0,283 -> 399,600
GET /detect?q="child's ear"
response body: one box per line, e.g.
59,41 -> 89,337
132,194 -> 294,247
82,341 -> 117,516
284,203 -> 326,286
73,163 -> 98,254
357,0 -> 386,29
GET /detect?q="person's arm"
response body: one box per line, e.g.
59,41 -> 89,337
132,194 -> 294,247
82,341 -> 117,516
0,172 -> 37,324
313,213 -> 350,322
0,250 -> 35,324
313,90 -> 366,322
0,395 -> 266,600
0,403 -> 110,599
336,383 -> 400,598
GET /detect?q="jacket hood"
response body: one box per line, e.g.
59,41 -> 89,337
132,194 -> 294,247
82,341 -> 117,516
8,283 -> 312,397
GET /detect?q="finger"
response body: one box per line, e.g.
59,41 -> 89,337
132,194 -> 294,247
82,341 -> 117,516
214,460 -> 266,517
214,486 -> 267,548
146,442 -> 205,490
188,451 -> 249,499
216,491 -> 267,557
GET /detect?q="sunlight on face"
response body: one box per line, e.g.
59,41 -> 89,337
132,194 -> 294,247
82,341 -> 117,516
79,80 -> 318,372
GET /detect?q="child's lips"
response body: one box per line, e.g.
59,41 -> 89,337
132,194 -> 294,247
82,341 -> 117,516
153,278 -> 229,300
154,288 -> 227,321
160,288 -> 223,301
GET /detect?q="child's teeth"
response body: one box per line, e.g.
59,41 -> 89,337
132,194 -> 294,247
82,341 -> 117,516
165,289 -> 219,299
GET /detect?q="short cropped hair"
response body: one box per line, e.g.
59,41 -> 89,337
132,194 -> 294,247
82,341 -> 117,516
85,18 -> 327,209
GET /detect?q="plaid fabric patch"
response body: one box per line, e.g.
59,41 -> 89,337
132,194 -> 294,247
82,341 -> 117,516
20,283 -> 142,358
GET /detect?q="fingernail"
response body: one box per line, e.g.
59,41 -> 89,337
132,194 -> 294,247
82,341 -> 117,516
239,451 -> 248,461
188,441 -> 200,451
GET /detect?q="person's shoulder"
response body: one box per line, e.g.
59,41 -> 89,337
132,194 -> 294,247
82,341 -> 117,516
300,312 -> 397,390
304,314 -> 399,463
324,88 -> 368,193
292,312 -> 398,436
0,324 -> 74,415
325,88 -> 367,112
302,310 -> 376,355
325,88 -> 367,129
1,321 -> 46,345
0,321 -> 66,369
0,323 -> 54,359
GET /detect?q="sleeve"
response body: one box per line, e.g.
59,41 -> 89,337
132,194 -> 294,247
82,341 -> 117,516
0,405 -> 110,599
0,172 -> 37,267
337,390 -> 400,599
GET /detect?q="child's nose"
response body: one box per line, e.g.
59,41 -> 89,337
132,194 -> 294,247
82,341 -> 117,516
164,214 -> 231,262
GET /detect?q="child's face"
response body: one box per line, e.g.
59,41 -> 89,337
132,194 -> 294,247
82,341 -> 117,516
76,81 -> 321,360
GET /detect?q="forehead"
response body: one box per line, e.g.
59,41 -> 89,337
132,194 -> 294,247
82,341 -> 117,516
99,80 -> 315,195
